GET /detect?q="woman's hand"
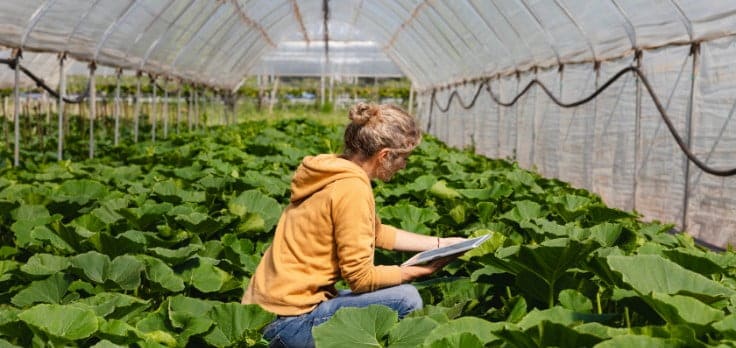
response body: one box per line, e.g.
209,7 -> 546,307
399,254 -> 458,282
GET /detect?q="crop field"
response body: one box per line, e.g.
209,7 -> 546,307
0,117 -> 735,347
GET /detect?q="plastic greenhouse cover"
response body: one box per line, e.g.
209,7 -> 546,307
0,1 -> 734,89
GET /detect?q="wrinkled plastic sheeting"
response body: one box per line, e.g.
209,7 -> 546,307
419,38 -> 736,248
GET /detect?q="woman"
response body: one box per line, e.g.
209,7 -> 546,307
242,103 -> 465,347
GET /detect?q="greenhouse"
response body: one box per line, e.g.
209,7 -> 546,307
1,1 -> 736,347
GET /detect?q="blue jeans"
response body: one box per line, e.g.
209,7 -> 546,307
263,284 -> 422,348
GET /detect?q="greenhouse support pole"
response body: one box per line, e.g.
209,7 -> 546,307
221,91 -> 226,125
3,97 -> 8,150
408,84 -> 414,115
89,62 -> 96,159
498,80 -> 505,158
163,79 -> 168,138
633,51 -> 643,212
151,76 -> 157,143
681,43 -> 700,232
188,85 -> 193,131
134,72 -> 141,143
514,72 -> 521,161
43,91 -> 50,124
320,75 -> 325,106
12,51 -> 20,167
269,78 -> 279,115
57,54 -> 66,161
194,88 -> 199,129
176,84 -> 181,134
114,68 -> 121,146
329,75 -> 334,104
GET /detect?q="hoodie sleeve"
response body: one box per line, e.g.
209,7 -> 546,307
330,178 -> 402,293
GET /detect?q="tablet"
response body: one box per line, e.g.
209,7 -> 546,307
401,234 -> 491,266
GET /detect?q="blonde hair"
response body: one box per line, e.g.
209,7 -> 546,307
343,103 -> 422,159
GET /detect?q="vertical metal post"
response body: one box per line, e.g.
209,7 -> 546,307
134,72 -> 141,143
633,51 -> 643,213
163,79 -> 168,138
320,75 -> 325,106
408,84 -> 414,114
194,88 -> 199,129
3,97 -> 8,150
12,50 -> 21,167
221,91 -> 226,125
151,75 -> 157,142
682,43 -> 700,232
88,62 -> 96,159
57,53 -> 66,161
176,83 -> 181,134
114,68 -> 121,146
188,85 -> 193,131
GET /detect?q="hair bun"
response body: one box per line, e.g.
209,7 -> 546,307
349,102 -> 380,125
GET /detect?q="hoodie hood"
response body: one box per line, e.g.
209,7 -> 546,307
290,154 -> 370,203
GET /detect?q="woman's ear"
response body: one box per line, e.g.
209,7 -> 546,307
376,148 -> 392,161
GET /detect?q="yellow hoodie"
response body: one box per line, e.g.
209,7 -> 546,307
242,154 -> 402,316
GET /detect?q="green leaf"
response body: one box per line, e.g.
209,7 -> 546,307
387,317 -> 439,348
168,295 -> 216,329
152,180 -> 183,204
460,229 -> 505,260
108,255 -> 144,290
18,303 -> 99,340
589,223 -> 623,247
139,256 -> 185,292
379,203 -> 440,234
422,317 -> 501,346
180,257 -> 230,293
97,319 -> 141,343
594,335 -> 686,348
516,306 -> 613,331
558,289 -> 593,313
536,321 -> 603,348
77,292 -> 150,320
607,255 -> 736,302
500,200 -> 544,223
52,179 -> 108,206
228,189 -> 282,232
11,273 -> 70,307
313,305 -> 397,348
71,251 -> 111,284
203,303 -> 275,347
489,239 -> 596,307
426,332 -> 484,348
429,180 -> 460,201
0,260 -> 19,282
643,292 -> 724,326
91,198 -> 129,225
148,244 -> 202,265
20,254 -> 71,276
30,225 -> 77,253
712,314 -> 736,339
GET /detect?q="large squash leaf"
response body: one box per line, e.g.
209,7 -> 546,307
313,305 -> 397,348
18,303 -> 99,340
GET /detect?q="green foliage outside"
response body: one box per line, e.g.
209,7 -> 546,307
0,115 -> 735,347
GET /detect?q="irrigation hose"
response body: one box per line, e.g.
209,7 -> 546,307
431,65 -> 736,177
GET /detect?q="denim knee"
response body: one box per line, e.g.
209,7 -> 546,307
396,284 -> 423,318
